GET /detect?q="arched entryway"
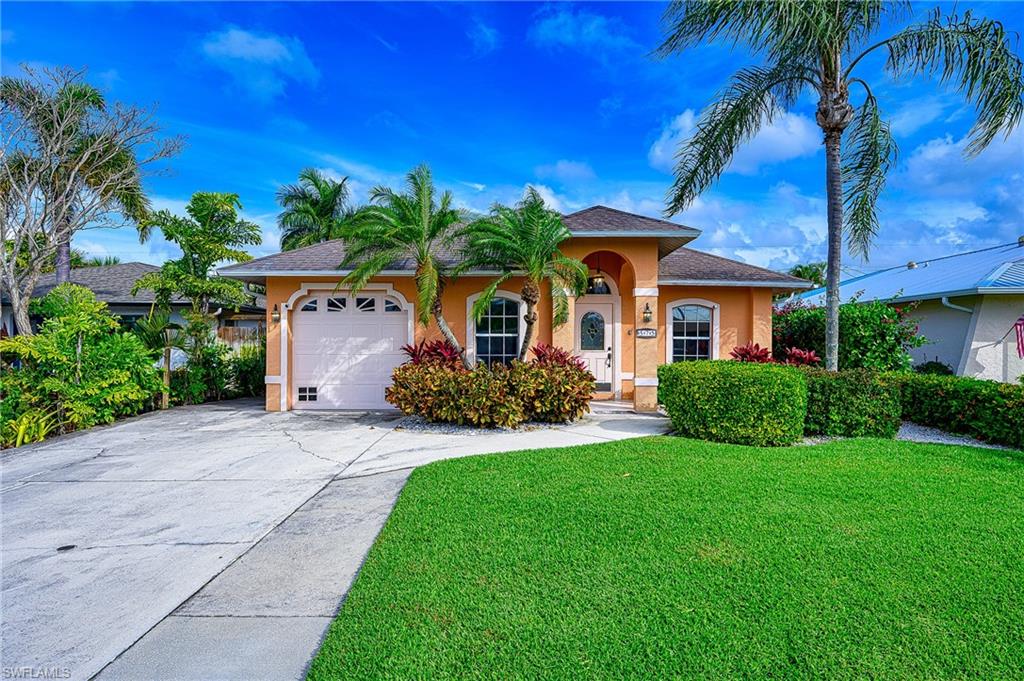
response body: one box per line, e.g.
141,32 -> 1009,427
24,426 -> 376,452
576,251 -> 629,397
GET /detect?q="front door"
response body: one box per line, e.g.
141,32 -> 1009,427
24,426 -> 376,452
576,302 -> 613,392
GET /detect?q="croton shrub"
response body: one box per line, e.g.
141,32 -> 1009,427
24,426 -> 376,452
386,342 -> 595,427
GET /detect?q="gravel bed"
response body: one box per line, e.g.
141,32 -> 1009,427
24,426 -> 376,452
393,415 -> 569,436
799,421 -> 1014,450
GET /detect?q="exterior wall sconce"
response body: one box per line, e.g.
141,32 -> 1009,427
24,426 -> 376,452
270,304 -> 281,324
642,302 -> 653,323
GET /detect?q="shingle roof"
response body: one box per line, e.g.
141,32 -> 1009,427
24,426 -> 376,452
26,263 -> 185,305
10,262 -> 265,311
563,205 -> 700,236
220,205 -> 704,278
659,247 -> 810,289
799,241 -> 1024,304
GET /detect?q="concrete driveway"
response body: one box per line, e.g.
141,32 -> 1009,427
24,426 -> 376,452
1,399 -> 667,681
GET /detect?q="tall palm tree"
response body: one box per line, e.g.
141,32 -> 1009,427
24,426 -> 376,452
657,1 -> 1023,370
277,168 -> 356,251
788,262 -> 826,288
464,187 -> 588,362
339,164 -> 470,367
0,75 -> 149,284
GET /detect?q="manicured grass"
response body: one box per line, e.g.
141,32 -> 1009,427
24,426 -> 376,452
309,437 -> 1024,679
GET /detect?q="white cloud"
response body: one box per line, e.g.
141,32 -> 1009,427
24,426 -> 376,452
535,159 -> 596,184
529,7 -> 638,55
888,95 -> 947,137
530,184 -> 571,213
649,109 -> 821,175
460,181 -> 486,192
467,19 -> 501,56
201,27 -> 319,101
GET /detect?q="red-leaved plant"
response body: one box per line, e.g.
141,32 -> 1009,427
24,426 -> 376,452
783,347 -> 821,366
401,340 -> 463,368
531,343 -> 588,371
729,342 -> 773,363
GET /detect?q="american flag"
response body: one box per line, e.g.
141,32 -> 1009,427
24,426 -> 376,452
1016,314 -> 1024,360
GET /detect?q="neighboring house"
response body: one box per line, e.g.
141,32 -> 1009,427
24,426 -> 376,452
799,239 -> 1024,383
0,262 -> 266,347
219,205 -> 810,413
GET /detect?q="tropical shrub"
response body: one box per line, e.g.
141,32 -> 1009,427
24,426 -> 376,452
773,298 -> 926,371
783,347 -> 821,366
0,284 -> 160,441
657,361 -> 807,446
401,339 -> 463,368
170,319 -> 234,405
230,340 -> 266,398
2,409 -> 58,448
386,344 -> 595,427
730,342 -> 772,362
802,368 -> 901,438
914,360 -> 954,375
894,373 -> 1024,449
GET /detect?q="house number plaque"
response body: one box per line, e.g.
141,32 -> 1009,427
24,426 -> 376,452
636,328 -> 657,338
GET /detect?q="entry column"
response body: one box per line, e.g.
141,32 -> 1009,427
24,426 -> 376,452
551,287 -> 575,352
633,287 -> 659,412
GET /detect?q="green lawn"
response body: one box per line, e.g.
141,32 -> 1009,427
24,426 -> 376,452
309,437 -> 1024,679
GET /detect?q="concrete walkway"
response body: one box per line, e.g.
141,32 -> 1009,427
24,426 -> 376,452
1,399 -> 667,681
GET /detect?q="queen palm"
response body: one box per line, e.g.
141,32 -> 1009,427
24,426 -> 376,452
657,1 -> 1023,370
277,168 -> 357,251
133,309 -> 184,409
339,164 -> 470,367
0,76 -> 148,284
464,187 -> 588,362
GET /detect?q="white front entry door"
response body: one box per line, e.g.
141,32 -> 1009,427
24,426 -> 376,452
291,292 -> 409,410
576,301 -> 614,392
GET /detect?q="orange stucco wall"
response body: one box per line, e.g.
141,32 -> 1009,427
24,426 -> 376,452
261,238 -> 777,411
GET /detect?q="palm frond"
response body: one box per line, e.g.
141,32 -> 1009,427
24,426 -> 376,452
842,95 -> 897,259
879,9 -> 1024,154
664,63 -> 810,216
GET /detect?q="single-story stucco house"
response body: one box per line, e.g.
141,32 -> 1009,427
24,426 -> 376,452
799,238 -> 1024,383
0,262 -> 266,346
220,205 -> 810,413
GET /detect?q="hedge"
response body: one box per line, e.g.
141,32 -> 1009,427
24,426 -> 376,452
657,361 -> 807,446
893,373 -> 1024,449
802,368 -> 902,438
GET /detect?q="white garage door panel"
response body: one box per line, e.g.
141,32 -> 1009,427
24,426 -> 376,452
291,293 -> 409,410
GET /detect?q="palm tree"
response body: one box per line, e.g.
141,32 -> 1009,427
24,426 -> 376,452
133,309 -> 184,409
277,168 -> 357,251
339,164 -> 470,367
657,1 -> 1023,370
464,187 -> 588,362
0,75 -> 149,284
788,262 -> 826,288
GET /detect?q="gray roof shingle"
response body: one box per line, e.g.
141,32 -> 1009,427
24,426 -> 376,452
658,248 -> 811,288
563,205 -> 700,236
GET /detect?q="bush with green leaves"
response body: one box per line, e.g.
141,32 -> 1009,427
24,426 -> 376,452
774,298 -> 926,371
230,339 -> 267,398
893,373 -> 1023,449
0,284 -> 160,443
386,346 -> 595,427
802,368 -> 902,438
657,361 -> 807,446
171,322 -> 233,405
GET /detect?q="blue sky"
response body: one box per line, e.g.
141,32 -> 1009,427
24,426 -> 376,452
2,1 -> 1022,275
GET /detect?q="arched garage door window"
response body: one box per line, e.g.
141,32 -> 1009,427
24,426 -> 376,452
670,303 -> 714,362
475,297 -> 520,366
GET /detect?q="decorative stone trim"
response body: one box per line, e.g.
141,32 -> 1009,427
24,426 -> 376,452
621,371 -> 634,380
264,376 -> 283,384
635,377 -> 659,387
633,287 -> 659,297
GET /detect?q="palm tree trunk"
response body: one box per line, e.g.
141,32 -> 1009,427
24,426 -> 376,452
431,297 -> 471,369
518,280 -> 541,362
162,346 -> 171,409
55,238 -> 73,285
823,131 -> 844,372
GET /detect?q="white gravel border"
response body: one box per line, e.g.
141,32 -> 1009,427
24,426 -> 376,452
800,421 -> 1015,450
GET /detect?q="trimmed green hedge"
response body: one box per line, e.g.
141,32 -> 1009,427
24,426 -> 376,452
802,368 -> 902,438
658,361 -> 807,446
893,373 -> 1024,449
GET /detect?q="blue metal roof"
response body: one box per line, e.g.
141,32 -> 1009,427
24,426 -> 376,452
800,241 -> 1024,304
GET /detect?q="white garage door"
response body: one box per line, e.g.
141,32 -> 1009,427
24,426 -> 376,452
291,292 -> 409,410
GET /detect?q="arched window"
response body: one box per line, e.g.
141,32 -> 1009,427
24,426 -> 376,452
475,297 -> 520,366
670,304 -> 713,362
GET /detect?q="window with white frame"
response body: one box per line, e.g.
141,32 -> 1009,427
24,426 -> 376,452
670,304 -> 713,361
475,297 -> 520,366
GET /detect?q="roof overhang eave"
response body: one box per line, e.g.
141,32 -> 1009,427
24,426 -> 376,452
659,278 -> 813,290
